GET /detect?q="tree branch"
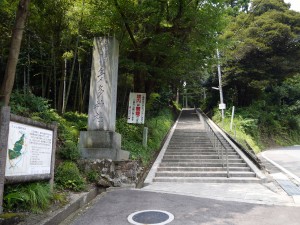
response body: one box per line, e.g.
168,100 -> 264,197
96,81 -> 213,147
114,0 -> 138,49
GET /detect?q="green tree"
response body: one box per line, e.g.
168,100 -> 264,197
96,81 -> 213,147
222,0 -> 300,106
1,0 -> 227,112
0,0 -> 30,106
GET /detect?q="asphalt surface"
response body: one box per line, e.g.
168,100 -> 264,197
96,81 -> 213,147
261,146 -> 300,178
60,145 -> 300,225
63,189 -> 300,225
58,142 -> 300,225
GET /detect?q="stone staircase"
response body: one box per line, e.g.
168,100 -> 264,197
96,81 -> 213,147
152,109 -> 261,183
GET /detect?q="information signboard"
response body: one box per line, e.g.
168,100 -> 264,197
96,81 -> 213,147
5,121 -> 53,176
219,103 -> 226,110
127,93 -> 146,124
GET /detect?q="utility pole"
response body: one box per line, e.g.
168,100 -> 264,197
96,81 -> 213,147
216,48 -> 225,122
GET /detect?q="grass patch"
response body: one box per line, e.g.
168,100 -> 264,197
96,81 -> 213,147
117,107 -> 175,165
3,182 -> 52,213
212,105 -> 300,153
213,112 -> 262,153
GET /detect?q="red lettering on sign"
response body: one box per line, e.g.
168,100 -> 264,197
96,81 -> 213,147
137,95 -> 141,103
136,106 -> 141,116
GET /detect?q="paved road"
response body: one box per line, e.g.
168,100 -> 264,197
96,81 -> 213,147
261,146 -> 300,180
62,189 -> 300,225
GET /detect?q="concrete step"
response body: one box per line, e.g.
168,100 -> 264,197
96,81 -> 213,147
164,153 -> 233,156
171,134 -> 208,136
163,155 -> 240,160
159,162 -> 248,167
170,137 -> 210,139
164,152 -> 238,155
172,134 -> 206,136
157,167 -> 252,172
153,177 -> 262,183
167,147 -> 214,150
166,149 -> 229,152
150,109 -> 261,184
169,142 -> 212,145
167,147 -> 215,149
171,136 -> 209,139
166,150 -> 237,155
168,144 -> 212,146
155,171 -> 256,178
168,145 -> 213,148
169,141 -> 212,144
161,159 -> 244,163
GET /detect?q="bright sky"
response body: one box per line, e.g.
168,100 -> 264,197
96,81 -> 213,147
284,0 -> 300,12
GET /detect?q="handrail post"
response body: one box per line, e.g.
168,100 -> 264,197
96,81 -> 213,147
198,109 -> 230,178
221,143 -> 224,167
226,147 -> 230,178
217,135 -> 220,159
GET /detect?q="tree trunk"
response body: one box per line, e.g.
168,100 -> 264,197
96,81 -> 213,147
0,0 -> 30,106
51,36 -> 57,110
26,33 -> 30,92
73,64 -> 79,111
63,37 -> 78,113
78,62 -> 83,112
63,0 -> 85,113
62,59 -> 67,113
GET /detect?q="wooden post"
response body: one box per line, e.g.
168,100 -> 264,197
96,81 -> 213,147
143,127 -> 148,148
230,106 -> 235,131
0,107 -> 11,213
49,122 -> 57,191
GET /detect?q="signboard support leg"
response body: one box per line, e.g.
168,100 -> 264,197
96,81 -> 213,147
143,127 -> 148,148
50,122 -> 58,191
0,107 -> 11,214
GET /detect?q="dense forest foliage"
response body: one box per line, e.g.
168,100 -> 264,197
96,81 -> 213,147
215,0 -> 300,148
0,0 -> 225,114
0,0 -> 299,147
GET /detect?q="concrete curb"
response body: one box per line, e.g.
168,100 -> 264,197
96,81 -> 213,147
261,152 -> 300,184
39,187 -> 100,225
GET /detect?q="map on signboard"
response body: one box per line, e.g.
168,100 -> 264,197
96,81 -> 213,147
9,133 -> 25,160
5,122 -> 53,177
6,125 -> 30,175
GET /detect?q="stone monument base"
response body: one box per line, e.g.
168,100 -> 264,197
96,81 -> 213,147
79,131 -> 129,161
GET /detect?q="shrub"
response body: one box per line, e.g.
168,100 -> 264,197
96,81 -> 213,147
3,182 -> 52,213
146,93 -> 163,116
86,170 -> 99,183
10,91 -> 50,117
59,140 -> 80,161
55,162 -> 86,192
63,112 -> 88,130
116,107 -> 174,165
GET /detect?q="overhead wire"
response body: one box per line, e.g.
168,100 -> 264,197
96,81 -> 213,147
233,0 -> 265,36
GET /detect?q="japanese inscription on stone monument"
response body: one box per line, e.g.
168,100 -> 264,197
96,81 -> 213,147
88,37 -> 119,131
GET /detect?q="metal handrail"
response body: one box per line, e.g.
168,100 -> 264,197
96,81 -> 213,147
196,109 -> 230,178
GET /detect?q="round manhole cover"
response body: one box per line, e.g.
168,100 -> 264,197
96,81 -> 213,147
128,210 -> 174,225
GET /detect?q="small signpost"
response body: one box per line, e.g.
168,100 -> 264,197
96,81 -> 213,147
0,107 -> 57,213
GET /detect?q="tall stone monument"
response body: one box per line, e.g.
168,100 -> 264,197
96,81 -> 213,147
79,37 -> 129,161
